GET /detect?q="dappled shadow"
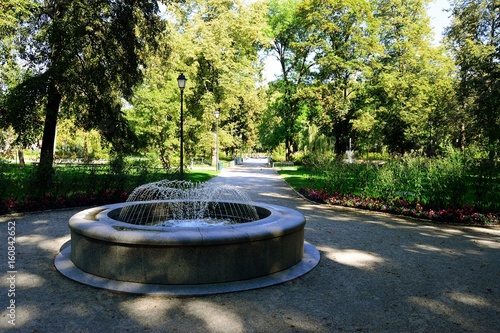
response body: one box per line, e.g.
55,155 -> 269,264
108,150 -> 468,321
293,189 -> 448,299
0,209 -> 325,332
297,203 -> 500,332
0,163 -> 499,332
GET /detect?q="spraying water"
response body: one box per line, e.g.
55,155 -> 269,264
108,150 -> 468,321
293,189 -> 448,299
117,180 -> 259,227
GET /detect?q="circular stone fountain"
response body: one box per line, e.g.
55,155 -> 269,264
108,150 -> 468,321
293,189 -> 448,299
55,181 -> 320,295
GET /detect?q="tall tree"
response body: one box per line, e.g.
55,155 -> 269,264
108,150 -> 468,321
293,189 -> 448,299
169,0 -> 267,160
369,0 -> 447,154
0,0 -> 34,36
298,0 -> 378,156
266,0 -> 314,160
1,0 -> 164,176
446,0 -> 500,157
0,0 -> 40,163
126,34 -> 177,169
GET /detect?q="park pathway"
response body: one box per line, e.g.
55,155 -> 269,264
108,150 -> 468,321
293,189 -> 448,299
0,159 -> 499,332
208,157 -> 305,207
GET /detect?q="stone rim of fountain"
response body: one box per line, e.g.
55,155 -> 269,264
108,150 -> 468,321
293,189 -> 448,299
68,200 -> 302,244
54,200 -> 320,295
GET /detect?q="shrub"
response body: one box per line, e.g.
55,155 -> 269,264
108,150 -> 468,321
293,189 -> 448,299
294,147 -> 500,225
0,162 -> 175,214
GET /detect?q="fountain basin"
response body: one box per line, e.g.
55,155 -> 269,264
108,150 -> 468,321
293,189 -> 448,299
68,200 -> 306,285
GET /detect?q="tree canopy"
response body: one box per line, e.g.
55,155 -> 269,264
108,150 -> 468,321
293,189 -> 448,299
1,0 -> 500,167
1,0 -> 165,172
446,0 -> 500,157
262,0 -> 483,159
127,0 -> 267,167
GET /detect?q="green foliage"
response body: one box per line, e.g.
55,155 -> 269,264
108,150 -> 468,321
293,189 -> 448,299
424,147 -> 470,208
0,0 -> 32,28
263,0 -> 457,159
2,0 -> 165,171
55,118 -> 107,160
298,0 -> 378,156
0,161 -> 216,214
0,0 -> 37,60
446,0 -> 500,154
180,0 -> 267,157
128,72 -> 179,169
471,158 -> 500,212
0,73 -> 46,146
2,0 -> 500,208
129,0 -> 267,167
368,0 -> 454,154
265,0 -> 313,159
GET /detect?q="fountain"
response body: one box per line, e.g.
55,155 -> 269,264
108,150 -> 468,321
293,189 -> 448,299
55,180 -> 320,295
118,180 -> 260,227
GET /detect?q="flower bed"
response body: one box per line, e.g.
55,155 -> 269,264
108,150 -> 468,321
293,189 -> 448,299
298,188 -> 499,226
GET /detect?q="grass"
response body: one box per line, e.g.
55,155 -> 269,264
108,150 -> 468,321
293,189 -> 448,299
275,166 -> 319,192
185,170 -> 218,182
0,162 -> 217,214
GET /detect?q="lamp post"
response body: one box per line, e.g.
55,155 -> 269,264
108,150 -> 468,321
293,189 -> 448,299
214,110 -> 220,171
177,73 -> 187,180
428,118 -> 434,156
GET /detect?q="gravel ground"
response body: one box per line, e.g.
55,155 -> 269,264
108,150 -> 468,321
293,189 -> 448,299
1,159 -> 499,333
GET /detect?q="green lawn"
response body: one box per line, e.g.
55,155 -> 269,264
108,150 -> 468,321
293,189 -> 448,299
275,166 -> 319,191
0,162 -> 217,213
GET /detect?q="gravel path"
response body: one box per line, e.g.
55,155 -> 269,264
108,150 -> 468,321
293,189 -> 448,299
1,158 -> 499,332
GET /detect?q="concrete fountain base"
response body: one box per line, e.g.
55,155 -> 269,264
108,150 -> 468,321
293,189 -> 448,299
54,201 -> 320,295
54,241 -> 319,295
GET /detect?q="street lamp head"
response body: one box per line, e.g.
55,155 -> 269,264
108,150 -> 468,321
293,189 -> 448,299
214,110 -> 220,119
177,73 -> 187,90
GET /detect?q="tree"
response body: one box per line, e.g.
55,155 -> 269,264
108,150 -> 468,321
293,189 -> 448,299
127,50 -> 179,169
1,0 -> 164,177
167,0 -> 267,161
0,0 -> 34,38
368,0 -> 449,154
297,0 -> 379,156
127,0 -> 267,168
0,0 -> 39,162
266,0 -> 314,160
446,0 -> 500,158
0,0 -> 35,65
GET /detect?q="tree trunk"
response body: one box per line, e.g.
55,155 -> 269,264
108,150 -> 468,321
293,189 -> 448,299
38,2 -> 65,176
285,136 -> 295,161
17,149 -> 25,167
334,134 -> 343,157
459,122 -> 465,152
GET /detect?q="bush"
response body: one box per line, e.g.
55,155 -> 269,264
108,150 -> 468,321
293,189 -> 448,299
0,162 -> 176,214
424,147 -> 469,208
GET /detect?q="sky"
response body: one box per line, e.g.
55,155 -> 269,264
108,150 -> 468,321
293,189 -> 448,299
263,0 -> 453,82
428,0 -> 452,43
